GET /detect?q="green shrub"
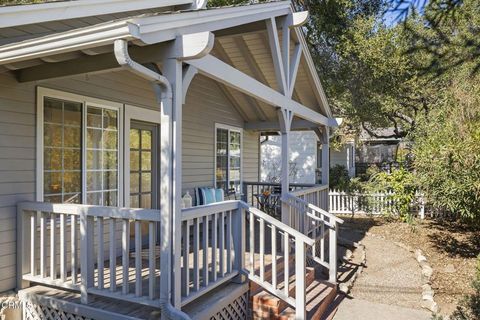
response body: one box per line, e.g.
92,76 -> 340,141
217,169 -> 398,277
329,165 -> 351,191
368,167 -> 417,222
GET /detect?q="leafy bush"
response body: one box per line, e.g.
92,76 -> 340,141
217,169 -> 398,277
413,72 -> 480,224
329,165 -> 350,190
368,167 -> 417,222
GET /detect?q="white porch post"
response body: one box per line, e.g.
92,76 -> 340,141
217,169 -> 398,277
163,57 -> 183,308
278,108 -> 293,227
321,127 -> 329,187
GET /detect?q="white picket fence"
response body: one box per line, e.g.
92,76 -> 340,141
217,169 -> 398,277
329,189 -> 425,218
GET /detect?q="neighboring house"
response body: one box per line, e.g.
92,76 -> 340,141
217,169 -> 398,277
261,132 -> 355,184
0,1 -> 342,319
355,128 -> 402,175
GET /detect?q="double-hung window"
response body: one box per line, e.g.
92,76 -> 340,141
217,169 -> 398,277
40,88 -> 121,206
215,125 -> 242,194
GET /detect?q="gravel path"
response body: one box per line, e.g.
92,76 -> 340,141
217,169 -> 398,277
349,234 -> 425,309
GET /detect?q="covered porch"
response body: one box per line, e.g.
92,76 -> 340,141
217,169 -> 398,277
1,2 -> 340,319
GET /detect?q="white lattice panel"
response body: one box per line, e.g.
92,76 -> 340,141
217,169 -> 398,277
24,302 -> 91,320
210,291 -> 249,320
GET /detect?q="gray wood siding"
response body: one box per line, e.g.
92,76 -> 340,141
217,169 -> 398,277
0,72 -> 36,292
0,71 -> 260,293
182,75 -> 259,193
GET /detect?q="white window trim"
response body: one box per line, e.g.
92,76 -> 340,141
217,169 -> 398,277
123,104 -> 161,208
36,87 -> 124,206
214,123 -> 243,193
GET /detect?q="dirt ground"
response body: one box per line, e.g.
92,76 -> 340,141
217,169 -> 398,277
340,215 -> 480,316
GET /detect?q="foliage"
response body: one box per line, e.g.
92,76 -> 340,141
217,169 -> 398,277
329,165 -> 350,191
368,167 -> 417,222
435,255 -> 480,320
413,70 -> 480,224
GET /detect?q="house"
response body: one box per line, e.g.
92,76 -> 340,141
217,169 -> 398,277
260,130 -> 355,185
0,0 -> 341,319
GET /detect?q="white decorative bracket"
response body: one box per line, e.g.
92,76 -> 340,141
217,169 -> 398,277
173,31 -> 215,61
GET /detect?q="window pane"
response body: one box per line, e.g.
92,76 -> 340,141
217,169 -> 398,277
130,172 -> 140,193
87,150 -> 102,170
141,151 -> 151,171
44,171 -> 61,194
64,172 -> 81,193
104,110 -> 117,130
230,131 -> 240,144
130,129 -> 140,149
64,149 -> 81,170
104,171 -> 117,190
87,128 -> 102,149
103,130 -> 117,150
64,126 -> 81,148
64,102 -> 82,125
141,194 -> 151,209
63,193 -> 81,204
104,151 -> 117,170
44,124 -> 62,147
44,195 -> 62,203
141,173 -> 152,193
44,98 -> 62,123
87,107 -> 102,128
141,130 -> 152,150
130,195 -> 139,208
44,148 -> 62,170
87,192 -> 102,205
104,191 -> 117,207
87,171 -> 103,191
130,151 -> 140,171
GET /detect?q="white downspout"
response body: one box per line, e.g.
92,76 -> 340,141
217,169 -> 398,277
113,39 -> 190,320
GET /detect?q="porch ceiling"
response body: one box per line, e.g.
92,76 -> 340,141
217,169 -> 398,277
0,1 -> 333,125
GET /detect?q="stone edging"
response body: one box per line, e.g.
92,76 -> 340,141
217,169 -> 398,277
364,231 -> 438,313
337,237 -> 367,295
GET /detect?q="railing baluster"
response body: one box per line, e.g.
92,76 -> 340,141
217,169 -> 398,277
211,212 -> 217,282
71,215 -> 77,284
321,222 -> 325,263
226,211 -> 232,274
182,220 -> 190,297
284,233 -> 289,297
30,213 -> 36,277
50,212 -> 56,280
122,219 -> 130,295
295,238 -> 306,319
259,218 -> 265,282
249,211 -> 254,277
219,211 -> 225,278
135,221 -> 142,297
202,215 -> 209,287
97,217 -> 105,290
148,221 -> 155,300
193,218 -> 200,292
109,218 -> 116,292
271,225 -> 277,289
60,214 -> 66,282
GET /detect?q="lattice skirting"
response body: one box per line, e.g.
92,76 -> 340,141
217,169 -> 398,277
23,301 -> 92,320
210,289 -> 250,320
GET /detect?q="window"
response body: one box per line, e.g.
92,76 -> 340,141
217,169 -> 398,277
216,125 -> 242,193
40,89 -> 121,206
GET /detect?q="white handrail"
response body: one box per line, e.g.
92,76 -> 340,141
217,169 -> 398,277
290,184 -> 328,197
241,202 -> 315,246
284,193 -> 344,224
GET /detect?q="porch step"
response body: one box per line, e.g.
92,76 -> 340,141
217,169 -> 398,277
251,266 -> 320,319
278,281 -> 337,320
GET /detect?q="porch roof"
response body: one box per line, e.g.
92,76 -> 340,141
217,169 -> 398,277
0,0 -> 335,126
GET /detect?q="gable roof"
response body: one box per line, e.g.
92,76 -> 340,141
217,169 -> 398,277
0,0 -> 333,120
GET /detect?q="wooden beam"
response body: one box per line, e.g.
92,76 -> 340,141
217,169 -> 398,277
215,39 -> 267,121
266,17 -> 287,94
281,16 -> 291,90
182,65 -> 198,103
288,44 -> 302,98
233,36 -> 269,86
245,119 -> 318,131
188,54 -> 332,126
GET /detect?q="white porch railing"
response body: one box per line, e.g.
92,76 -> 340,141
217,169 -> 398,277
282,189 -> 343,284
17,202 -> 167,307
